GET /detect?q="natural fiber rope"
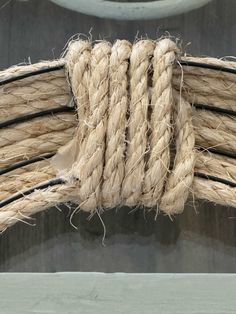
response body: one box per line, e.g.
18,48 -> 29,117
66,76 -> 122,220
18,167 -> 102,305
55,39 -> 195,214
0,161 -> 55,200
0,38 -> 236,231
0,127 -> 75,168
1,151 -> 236,231
0,113 -> 76,148
0,62 -> 70,120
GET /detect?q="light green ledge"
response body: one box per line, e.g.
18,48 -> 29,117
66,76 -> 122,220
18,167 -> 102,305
1,273 -> 236,313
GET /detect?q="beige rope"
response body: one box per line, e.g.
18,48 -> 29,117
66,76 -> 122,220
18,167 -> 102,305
102,40 -> 131,208
193,179 -> 236,208
0,127 -> 75,168
53,39 -> 196,214
0,184 -> 76,231
0,113 -> 76,148
142,39 -> 175,208
0,64 -> 70,120
0,152 -> 236,230
0,161 -> 55,200
53,39 -> 195,214
1,38 -> 236,231
122,40 -> 154,206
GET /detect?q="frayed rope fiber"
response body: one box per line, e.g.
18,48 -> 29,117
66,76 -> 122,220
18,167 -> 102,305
53,38 -> 195,215
1,37 -> 236,231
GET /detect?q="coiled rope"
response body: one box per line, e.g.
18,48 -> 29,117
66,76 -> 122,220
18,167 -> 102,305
0,38 -> 236,231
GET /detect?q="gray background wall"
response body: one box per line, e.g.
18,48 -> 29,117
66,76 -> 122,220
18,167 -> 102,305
0,0 -> 236,272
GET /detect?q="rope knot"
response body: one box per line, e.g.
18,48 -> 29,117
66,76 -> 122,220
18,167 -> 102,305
53,38 -> 196,215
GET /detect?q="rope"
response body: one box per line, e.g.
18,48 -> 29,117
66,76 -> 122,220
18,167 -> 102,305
56,39 -> 194,214
0,38 -> 236,231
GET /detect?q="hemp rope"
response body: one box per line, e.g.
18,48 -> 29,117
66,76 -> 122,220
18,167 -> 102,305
0,161 -> 55,200
0,38 -> 236,231
1,151 -> 234,205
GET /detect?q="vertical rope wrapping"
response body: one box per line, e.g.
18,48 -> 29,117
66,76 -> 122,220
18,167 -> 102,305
54,38 -> 196,215
1,38 -> 236,231
121,40 -> 154,206
102,40 -> 131,208
142,39 -> 177,208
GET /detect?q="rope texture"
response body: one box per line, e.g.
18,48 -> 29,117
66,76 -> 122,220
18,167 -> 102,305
1,38 -> 236,231
54,39 -> 195,215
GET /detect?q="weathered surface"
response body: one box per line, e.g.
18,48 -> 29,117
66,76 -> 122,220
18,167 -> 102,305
1,273 -> 236,314
0,0 -> 236,272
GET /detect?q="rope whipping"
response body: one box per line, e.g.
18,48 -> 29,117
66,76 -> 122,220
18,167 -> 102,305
0,38 -> 236,231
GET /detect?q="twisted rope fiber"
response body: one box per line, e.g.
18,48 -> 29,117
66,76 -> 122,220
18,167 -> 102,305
2,151 -> 236,230
1,38 -> 236,231
0,63 -> 70,121
53,38 -> 195,215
